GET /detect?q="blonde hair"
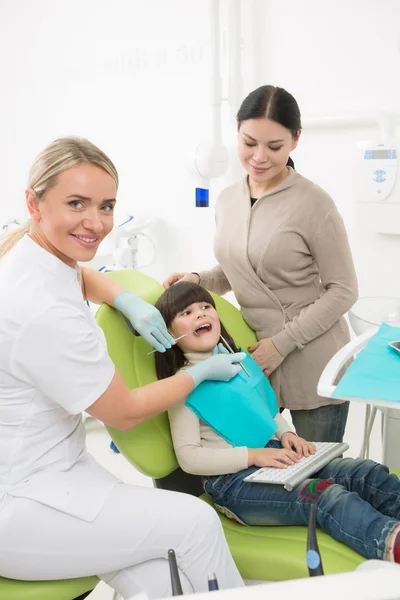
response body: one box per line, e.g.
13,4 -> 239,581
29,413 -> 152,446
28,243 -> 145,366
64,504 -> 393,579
0,137 -> 119,258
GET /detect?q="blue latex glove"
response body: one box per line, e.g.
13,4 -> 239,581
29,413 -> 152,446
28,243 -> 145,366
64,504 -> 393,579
214,342 -> 230,355
186,349 -> 246,387
114,291 -> 174,353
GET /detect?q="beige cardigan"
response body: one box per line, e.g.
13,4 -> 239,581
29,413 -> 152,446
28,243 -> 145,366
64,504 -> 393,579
199,168 -> 358,410
168,352 -> 294,476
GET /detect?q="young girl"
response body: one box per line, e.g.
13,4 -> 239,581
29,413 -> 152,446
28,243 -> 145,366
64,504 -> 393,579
155,282 -> 400,563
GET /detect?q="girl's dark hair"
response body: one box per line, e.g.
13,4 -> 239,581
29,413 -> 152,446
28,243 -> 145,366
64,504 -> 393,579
237,85 -> 301,169
154,282 -> 239,380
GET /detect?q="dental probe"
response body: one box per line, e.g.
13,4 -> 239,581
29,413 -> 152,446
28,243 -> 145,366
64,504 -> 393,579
219,335 -> 251,377
147,330 -> 197,355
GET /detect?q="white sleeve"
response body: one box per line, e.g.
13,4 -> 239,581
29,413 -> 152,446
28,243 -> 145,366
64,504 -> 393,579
10,303 -> 115,415
273,413 -> 294,440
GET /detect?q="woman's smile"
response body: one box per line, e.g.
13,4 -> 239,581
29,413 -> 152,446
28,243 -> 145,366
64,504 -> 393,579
70,233 -> 102,249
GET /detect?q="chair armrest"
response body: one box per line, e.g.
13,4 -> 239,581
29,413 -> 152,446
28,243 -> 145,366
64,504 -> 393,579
317,329 -> 378,399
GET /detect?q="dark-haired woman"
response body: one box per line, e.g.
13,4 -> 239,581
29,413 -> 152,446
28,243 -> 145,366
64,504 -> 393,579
164,85 -> 358,442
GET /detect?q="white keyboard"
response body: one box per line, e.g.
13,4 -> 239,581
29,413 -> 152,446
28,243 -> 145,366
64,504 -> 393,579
243,442 -> 349,491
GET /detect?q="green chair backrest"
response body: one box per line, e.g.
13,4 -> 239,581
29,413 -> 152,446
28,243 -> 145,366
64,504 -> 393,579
96,270 -> 257,479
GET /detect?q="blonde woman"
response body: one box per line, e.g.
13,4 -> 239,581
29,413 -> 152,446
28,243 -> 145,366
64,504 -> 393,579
0,138 -> 244,598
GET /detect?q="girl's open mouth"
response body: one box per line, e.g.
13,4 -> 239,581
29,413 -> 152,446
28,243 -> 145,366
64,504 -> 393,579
194,323 -> 212,336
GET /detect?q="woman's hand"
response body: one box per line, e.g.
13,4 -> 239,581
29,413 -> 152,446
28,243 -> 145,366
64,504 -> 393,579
186,350 -> 246,387
247,447 -> 300,469
248,338 -> 284,376
281,432 -> 316,458
114,291 -> 174,353
163,272 -> 200,289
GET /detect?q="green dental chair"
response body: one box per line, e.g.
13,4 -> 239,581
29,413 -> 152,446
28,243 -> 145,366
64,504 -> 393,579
0,577 -> 98,600
3,269 -> 396,598
95,269 -> 373,582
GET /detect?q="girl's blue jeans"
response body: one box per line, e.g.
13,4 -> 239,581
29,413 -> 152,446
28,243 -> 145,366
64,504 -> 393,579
203,441 -> 400,560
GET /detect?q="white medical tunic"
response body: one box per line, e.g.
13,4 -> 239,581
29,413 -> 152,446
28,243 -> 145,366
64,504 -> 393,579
0,235 -> 118,522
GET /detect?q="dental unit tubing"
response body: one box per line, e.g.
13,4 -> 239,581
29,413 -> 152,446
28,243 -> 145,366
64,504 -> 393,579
228,0 -> 243,119
193,0 -> 231,202
210,0 -> 222,146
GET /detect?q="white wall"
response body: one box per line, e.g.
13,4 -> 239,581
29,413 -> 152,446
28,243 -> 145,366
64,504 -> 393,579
0,0 -> 257,281
1,0 -> 399,460
2,0 -> 399,288
257,0 -> 400,299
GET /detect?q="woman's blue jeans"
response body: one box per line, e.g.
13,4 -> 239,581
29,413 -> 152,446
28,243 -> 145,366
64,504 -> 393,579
203,442 -> 400,560
290,401 -> 349,442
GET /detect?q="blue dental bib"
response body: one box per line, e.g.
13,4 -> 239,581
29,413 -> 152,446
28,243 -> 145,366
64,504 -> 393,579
186,352 -> 278,448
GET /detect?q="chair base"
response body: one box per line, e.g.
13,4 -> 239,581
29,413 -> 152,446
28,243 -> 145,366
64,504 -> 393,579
153,467 -> 204,497
74,592 -> 94,600
0,576 -> 98,600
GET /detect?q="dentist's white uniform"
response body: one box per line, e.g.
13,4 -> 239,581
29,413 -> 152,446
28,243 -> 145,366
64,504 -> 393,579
0,235 -> 242,599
